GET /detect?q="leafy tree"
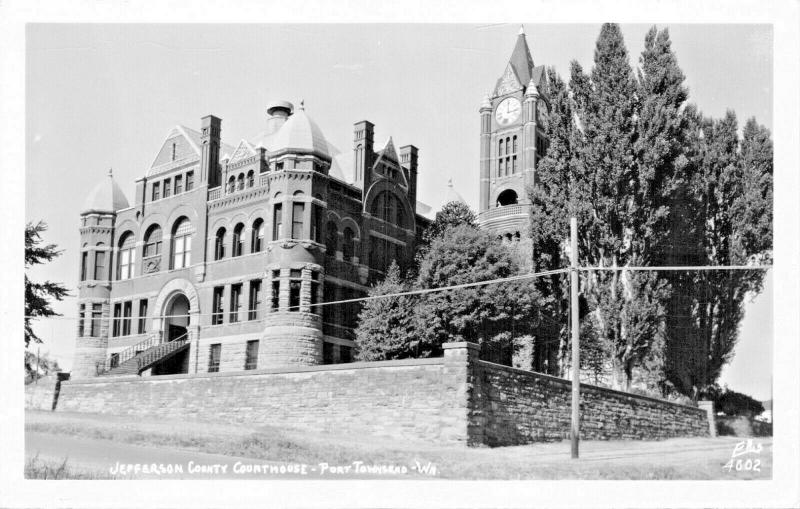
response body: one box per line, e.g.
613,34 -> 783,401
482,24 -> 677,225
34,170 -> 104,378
354,261 -> 427,361
422,201 -> 477,245
25,221 -> 69,347
25,350 -> 62,384
414,225 -> 542,362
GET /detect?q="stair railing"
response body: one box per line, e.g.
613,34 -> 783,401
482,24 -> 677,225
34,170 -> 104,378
98,332 -> 163,374
135,331 -> 190,373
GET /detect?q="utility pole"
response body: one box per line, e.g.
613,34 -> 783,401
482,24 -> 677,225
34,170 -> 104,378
570,217 -> 580,459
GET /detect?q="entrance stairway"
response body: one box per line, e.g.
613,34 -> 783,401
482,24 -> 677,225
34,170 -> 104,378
99,332 -> 190,376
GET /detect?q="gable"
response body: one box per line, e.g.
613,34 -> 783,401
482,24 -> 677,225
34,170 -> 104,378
495,63 -> 522,96
150,127 -> 200,169
228,140 -> 257,164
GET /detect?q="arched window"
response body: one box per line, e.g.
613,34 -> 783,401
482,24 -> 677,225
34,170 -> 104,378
117,232 -> 135,280
396,206 -> 406,229
342,227 -> 355,262
251,218 -> 264,253
237,173 -> 245,191
94,242 -> 106,280
246,170 -> 254,188
372,191 -> 400,224
232,223 -> 245,257
227,176 -> 235,194
171,217 -> 192,269
325,221 -> 338,255
143,225 -> 163,273
497,189 -> 518,207
214,227 -> 226,260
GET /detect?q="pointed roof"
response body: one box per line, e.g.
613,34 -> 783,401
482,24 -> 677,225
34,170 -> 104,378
508,28 -> 535,88
377,137 -> 398,163
270,106 -> 331,159
82,168 -> 130,213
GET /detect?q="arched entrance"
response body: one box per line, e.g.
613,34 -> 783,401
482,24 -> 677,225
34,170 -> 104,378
165,293 -> 190,341
150,292 -> 191,376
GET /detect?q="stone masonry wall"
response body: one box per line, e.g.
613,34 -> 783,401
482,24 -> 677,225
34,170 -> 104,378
472,359 -> 709,446
57,356 -> 473,444
55,343 -> 709,446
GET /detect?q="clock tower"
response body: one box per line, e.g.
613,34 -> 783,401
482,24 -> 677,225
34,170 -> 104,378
478,26 -> 549,239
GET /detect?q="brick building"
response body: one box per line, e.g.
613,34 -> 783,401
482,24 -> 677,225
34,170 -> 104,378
73,101 -> 429,378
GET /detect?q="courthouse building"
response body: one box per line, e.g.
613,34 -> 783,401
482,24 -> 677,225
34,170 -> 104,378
74,100 -> 429,378
72,27 -> 550,379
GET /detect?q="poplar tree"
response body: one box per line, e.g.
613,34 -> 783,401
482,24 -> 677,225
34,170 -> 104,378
568,24 -> 670,391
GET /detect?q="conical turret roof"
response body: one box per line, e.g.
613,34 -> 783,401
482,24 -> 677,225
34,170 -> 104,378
82,169 -> 129,214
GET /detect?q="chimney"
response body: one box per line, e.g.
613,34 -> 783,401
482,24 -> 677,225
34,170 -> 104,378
200,115 -> 222,187
400,145 -> 418,212
353,120 -> 375,191
266,100 -> 294,135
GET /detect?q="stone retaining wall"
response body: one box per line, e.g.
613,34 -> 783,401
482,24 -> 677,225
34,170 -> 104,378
55,342 -> 710,445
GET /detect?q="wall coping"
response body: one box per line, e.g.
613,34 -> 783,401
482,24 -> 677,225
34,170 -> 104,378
442,341 -> 480,351
476,360 -> 704,413
63,357 -> 445,385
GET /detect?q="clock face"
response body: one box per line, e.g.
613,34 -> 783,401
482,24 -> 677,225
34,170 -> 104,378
495,97 -> 521,126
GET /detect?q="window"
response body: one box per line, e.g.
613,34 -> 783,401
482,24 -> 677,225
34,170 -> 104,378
310,272 -> 320,313
271,270 -> 280,310
208,344 -> 221,373
325,222 -> 338,255
342,228 -> 355,262
122,301 -> 132,336
230,283 -> 242,323
171,218 -> 192,269
246,170 -> 254,188
163,178 -> 171,198
90,303 -> 102,337
227,176 -> 235,194
171,142 -> 177,161
78,304 -> 85,337
340,345 -> 352,363
291,202 -> 304,239
311,205 -> 321,243
244,340 -> 259,370
273,203 -> 283,240
251,219 -> 264,253
214,227 -> 226,260
232,223 -> 244,257
112,303 -> 121,337
143,225 -> 163,258
288,269 -> 302,311
117,232 -> 135,280
275,161 -> 284,171
323,342 -> 333,364
152,182 -> 160,201
138,299 -> 148,334
94,245 -> 106,280
248,280 -> 262,320
174,175 -> 183,195
80,251 -> 88,281
212,286 -> 224,325
186,171 -> 194,191
237,173 -> 244,191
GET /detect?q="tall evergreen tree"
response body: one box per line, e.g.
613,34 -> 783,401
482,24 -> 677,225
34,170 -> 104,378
25,221 -> 69,347
569,24 -> 671,390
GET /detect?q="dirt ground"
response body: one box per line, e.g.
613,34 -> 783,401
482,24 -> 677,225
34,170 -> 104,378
25,410 -> 772,480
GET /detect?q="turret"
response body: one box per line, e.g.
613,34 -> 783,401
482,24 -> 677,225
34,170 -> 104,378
523,79 -> 539,190
479,94 -> 492,212
266,100 -> 293,135
73,169 -> 128,378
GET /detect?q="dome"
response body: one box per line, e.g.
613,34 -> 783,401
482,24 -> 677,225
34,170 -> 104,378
270,103 -> 330,159
82,169 -> 129,213
442,178 -> 466,207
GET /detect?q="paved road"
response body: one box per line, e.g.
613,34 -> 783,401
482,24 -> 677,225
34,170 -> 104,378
26,432 -> 421,480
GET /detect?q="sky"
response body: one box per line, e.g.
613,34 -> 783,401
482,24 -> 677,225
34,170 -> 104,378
24,23 -> 773,399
